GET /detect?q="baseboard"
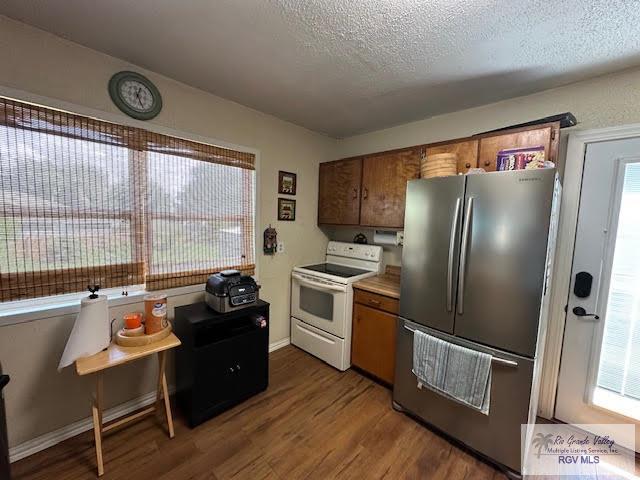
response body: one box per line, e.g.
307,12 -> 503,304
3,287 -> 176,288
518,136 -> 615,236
10,339 -> 290,463
269,337 -> 290,352
9,386 -> 175,464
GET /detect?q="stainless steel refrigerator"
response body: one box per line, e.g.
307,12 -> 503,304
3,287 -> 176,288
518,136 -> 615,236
393,168 -> 560,475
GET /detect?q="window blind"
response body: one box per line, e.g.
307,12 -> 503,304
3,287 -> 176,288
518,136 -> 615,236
143,131 -> 256,290
0,98 -> 255,302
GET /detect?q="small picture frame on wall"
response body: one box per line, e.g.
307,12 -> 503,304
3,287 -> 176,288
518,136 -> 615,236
278,171 -> 297,195
278,198 -> 296,221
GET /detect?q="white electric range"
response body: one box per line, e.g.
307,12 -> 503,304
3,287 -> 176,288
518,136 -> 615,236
290,241 -> 384,370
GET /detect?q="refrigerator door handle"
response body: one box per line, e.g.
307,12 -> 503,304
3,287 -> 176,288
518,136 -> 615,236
447,198 -> 462,312
402,324 -> 518,367
457,196 -> 474,315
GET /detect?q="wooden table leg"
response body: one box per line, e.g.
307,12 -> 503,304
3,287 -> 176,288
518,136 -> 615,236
91,371 -> 104,476
157,351 -> 175,438
156,352 -> 164,408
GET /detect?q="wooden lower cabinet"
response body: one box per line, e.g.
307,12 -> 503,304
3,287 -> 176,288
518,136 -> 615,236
351,296 -> 398,385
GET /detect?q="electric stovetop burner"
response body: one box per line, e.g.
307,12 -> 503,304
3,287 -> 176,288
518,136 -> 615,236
300,263 -> 370,278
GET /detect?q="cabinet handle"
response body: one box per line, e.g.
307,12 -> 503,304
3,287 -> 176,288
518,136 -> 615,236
368,299 -> 381,306
484,160 -> 490,167
352,188 -> 358,199
465,162 -> 471,168
363,187 -> 368,200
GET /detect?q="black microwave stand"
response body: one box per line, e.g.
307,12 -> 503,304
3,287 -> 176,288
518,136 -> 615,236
174,300 -> 269,427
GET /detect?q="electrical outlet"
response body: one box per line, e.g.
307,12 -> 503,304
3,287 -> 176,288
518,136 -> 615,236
277,241 -> 285,253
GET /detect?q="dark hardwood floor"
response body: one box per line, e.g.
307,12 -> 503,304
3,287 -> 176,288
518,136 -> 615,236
12,346 -> 507,480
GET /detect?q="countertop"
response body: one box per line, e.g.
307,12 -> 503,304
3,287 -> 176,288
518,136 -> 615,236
353,266 -> 401,299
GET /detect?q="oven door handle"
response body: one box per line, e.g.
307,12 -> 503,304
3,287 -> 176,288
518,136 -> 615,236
292,273 -> 347,292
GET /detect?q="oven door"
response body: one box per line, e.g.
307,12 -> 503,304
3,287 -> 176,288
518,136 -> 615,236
291,272 -> 348,338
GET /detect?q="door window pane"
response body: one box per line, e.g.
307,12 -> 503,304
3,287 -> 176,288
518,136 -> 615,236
596,162 -> 640,404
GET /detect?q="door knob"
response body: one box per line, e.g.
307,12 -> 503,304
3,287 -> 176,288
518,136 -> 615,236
572,306 -> 599,319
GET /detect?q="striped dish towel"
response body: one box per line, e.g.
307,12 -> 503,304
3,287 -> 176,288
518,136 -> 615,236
412,329 -> 492,415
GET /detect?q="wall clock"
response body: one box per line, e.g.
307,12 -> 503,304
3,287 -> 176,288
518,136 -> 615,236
108,71 -> 162,120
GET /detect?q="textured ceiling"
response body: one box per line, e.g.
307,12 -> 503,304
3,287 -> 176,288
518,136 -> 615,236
2,1 -> 640,137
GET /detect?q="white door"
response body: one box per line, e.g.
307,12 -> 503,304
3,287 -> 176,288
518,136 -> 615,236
556,137 -> 640,449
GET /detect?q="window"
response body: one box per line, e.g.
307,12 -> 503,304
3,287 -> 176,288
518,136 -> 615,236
0,98 -> 255,302
593,161 -> 640,415
143,133 -> 255,290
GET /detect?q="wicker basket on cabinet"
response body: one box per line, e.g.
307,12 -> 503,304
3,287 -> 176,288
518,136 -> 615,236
420,152 -> 458,178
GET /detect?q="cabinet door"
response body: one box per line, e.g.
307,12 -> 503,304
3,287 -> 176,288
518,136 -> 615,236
478,122 -> 560,172
360,148 -> 421,228
426,139 -> 479,174
318,158 -> 362,225
351,302 -> 397,384
193,327 -> 268,414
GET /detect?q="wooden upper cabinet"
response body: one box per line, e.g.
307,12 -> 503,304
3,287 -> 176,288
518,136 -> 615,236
478,122 -> 560,172
318,158 -> 362,225
426,139 -> 479,174
360,148 -> 421,228
317,121 -> 562,228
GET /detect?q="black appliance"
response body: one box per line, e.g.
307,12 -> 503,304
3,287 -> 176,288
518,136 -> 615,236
174,300 -> 269,427
0,370 -> 10,480
205,270 -> 259,313
476,112 -> 577,135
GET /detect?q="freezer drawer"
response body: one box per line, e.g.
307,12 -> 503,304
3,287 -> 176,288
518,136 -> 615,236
455,169 -> 555,357
393,318 -> 534,473
400,176 -> 465,333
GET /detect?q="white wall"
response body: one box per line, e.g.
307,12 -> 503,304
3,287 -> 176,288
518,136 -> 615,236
321,226 -> 402,267
0,16 -> 335,449
337,65 -> 640,159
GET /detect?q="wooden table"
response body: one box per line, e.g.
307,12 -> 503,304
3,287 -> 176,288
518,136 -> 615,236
75,333 -> 181,476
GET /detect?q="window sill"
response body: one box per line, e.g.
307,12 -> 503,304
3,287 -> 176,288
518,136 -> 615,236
0,283 -> 206,327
